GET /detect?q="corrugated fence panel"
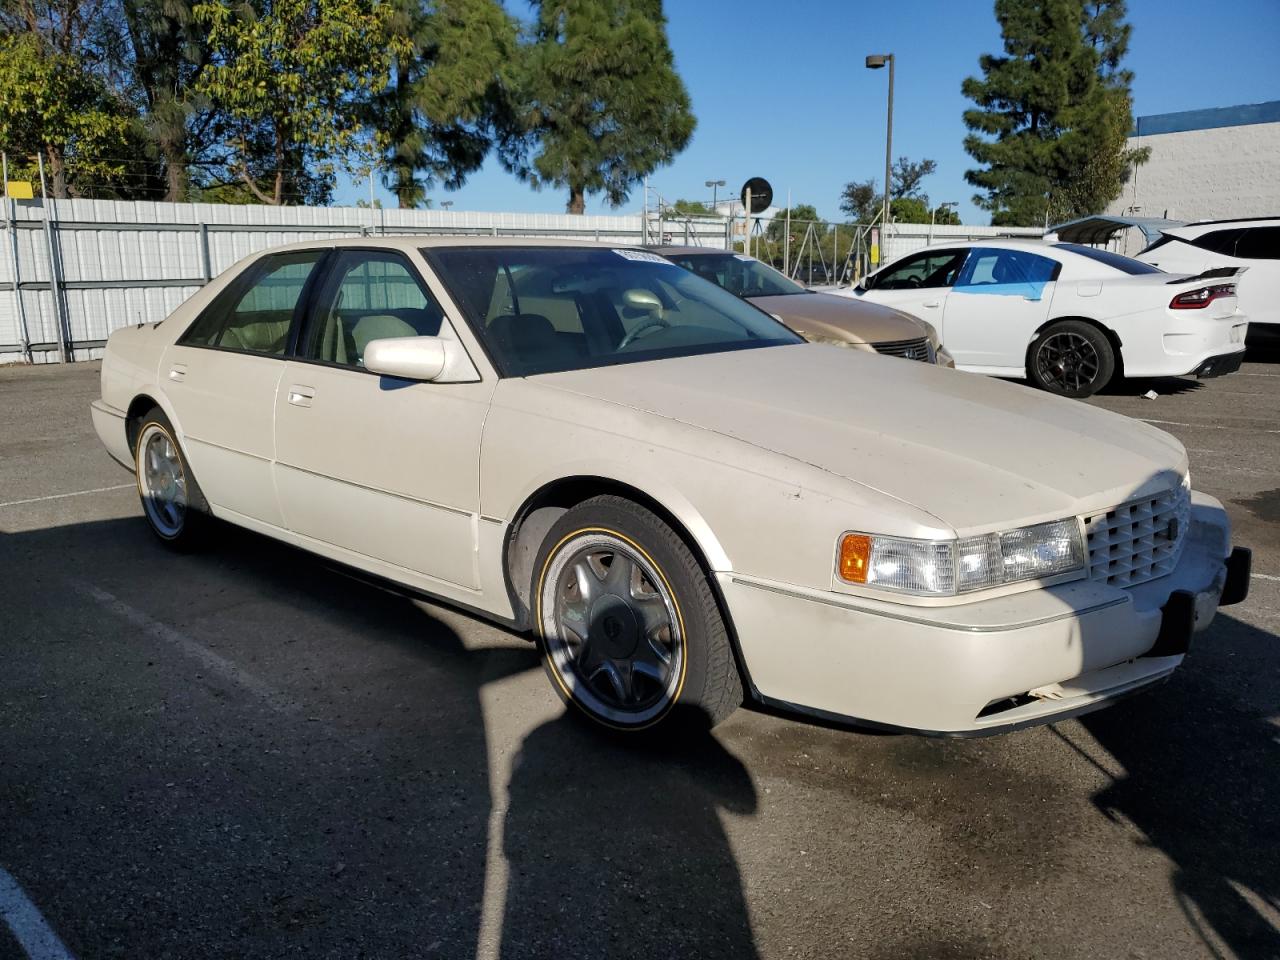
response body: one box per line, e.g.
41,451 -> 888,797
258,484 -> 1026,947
0,197 -> 1041,364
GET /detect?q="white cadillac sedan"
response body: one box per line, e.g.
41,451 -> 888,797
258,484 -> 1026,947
838,240 -> 1249,397
91,238 -> 1251,737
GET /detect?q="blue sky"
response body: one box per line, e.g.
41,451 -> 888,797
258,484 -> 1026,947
337,0 -> 1280,224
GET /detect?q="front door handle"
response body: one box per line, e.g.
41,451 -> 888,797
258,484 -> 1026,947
287,385 -> 315,408
922,300 -> 940,308
168,363 -> 187,382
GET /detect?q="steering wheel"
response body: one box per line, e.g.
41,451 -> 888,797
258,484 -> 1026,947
618,317 -> 671,350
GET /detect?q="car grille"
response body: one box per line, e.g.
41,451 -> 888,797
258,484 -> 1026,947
873,337 -> 934,363
1083,484 -> 1191,588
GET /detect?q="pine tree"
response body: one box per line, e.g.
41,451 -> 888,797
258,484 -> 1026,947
498,0 -> 695,214
372,0 -> 518,209
962,0 -> 1145,226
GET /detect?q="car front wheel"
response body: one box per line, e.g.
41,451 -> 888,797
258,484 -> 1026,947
533,496 -> 742,733
1028,320 -> 1116,398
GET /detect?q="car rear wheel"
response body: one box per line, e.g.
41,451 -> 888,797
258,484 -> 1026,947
1028,320 -> 1115,398
534,496 -> 741,733
134,408 -> 207,547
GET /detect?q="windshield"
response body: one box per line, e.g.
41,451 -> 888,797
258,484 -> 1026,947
1054,243 -> 1164,275
426,246 -> 803,377
663,251 -> 808,298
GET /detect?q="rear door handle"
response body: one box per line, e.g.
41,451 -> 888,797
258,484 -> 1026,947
287,385 -> 315,408
168,363 -> 187,382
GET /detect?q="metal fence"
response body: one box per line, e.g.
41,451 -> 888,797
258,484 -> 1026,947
0,196 -> 1038,364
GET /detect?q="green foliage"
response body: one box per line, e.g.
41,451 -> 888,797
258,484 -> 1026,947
194,0 -> 409,204
372,0 -> 518,208
0,31 -> 132,195
668,198 -> 717,217
962,0 -> 1145,226
764,204 -> 822,245
499,0 -> 696,214
839,156 -> 955,224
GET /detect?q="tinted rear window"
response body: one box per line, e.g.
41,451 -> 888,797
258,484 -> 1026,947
1054,243 -> 1163,275
1234,226 -> 1280,260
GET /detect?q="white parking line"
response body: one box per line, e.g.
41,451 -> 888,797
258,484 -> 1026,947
0,867 -> 76,960
0,484 -> 133,509
1254,573 -> 1280,583
74,580 -> 295,713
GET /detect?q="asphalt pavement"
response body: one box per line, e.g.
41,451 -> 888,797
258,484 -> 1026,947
1,356 -> 1277,960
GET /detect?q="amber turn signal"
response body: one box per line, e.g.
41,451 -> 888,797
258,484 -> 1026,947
839,534 -> 872,584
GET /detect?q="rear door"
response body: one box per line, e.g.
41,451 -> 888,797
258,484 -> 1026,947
161,250 -> 326,528
857,248 -> 969,322
272,248 -> 494,590
940,247 -> 1058,373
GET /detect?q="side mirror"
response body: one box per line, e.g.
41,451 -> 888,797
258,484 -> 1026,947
362,336 -> 450,381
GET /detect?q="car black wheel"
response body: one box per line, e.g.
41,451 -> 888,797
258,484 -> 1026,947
134,408 -> 207,547
1028,320 -> 1116,398
534,495 -> 742,733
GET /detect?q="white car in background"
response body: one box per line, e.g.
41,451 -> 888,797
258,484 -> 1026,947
1135,218 -> 1279,347
839,240 -> 1248,397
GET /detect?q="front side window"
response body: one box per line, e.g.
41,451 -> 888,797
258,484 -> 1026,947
869,249 -> 968,290
665,252 -> 807,298
427,246 -> 801,377
1234,226 -> 1280,260
180,251 -> 324,355
300,251 -> 444,367
953,248 -> 1060,299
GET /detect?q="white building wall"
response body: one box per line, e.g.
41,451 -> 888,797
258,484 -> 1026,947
1107,121 -> 1280,222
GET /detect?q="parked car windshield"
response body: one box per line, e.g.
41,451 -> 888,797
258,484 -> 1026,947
662,251 -> 809,298
427,246 -> 803,377
1054,243 -> 1164,275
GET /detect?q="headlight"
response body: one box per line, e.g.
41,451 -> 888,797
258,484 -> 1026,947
837,519 -> 1085,597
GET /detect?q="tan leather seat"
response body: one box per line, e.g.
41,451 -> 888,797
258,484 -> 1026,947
219,316 -> 292,354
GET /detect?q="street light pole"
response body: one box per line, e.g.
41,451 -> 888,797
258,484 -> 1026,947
705,179 -> 725,214
865,53 -> 895,257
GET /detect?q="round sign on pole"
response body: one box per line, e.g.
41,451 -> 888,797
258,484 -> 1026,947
740,177 -> 772,213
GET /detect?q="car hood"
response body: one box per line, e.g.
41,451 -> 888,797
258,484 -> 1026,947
536,344 -> 1187,534
748,292 -> 925,344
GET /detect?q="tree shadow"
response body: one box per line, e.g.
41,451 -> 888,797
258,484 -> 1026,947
498,706 -> 759,959
1080,613 -> 1280,959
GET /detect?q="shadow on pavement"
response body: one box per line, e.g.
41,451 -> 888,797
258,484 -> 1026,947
499,707 -> 758,959
1081,613 -> 1280,959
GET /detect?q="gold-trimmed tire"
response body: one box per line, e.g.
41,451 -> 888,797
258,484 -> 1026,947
533,496 -> 742,732
133,407 -> 208,549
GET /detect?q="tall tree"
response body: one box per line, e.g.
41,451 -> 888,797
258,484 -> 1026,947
371,0 -> 517,209
890,157 -> 936,200
194,0 -> 408,205
499,0 -> 695,215
962,0 -> 1146,226
839,155 -> 944,223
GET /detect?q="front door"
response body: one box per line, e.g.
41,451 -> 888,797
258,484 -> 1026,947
272,248 -> 494,590
940,247 -> 1058,373
161,249 -> 326,527
857,247 -> 969,325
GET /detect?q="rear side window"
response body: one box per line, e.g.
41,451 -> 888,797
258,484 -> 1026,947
180,251 -> 325,355
1191,229 -> 1243,256
954,248 -> 1060,297
1054,243 -> 1163,275
1234,226 -> 1280,260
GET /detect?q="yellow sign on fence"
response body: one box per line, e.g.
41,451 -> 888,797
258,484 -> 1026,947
5,181 -> 34,199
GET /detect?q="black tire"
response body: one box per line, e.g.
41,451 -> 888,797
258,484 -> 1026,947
132,406 -> 209,549
533,495 -> 742,734
1027,319 -> 1116,398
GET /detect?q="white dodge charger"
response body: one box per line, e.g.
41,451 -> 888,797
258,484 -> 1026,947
91,238 -> 1251,737
838,239 -> 1249,397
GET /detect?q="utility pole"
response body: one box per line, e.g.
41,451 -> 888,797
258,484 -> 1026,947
866,53 -> 895,261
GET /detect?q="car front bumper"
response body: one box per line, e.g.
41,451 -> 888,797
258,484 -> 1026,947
720,491 -> 1246,736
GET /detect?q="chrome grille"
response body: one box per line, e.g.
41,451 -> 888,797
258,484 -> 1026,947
873,336 -> 934,363
1083,484 -> 1190,588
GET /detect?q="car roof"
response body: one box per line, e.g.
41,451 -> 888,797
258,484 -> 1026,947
896,238 -> 1056,256
649,245 -> 725,256
1164,217 -> 1280,238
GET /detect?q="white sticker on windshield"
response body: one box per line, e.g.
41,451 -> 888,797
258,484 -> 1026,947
733,254 -> 754,261
613,249 -> 675,264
